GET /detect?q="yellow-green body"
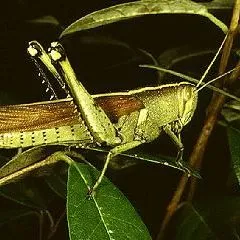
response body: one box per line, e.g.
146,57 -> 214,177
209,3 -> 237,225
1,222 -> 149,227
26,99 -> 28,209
0,41 -> 198,191
0,83 -> 197,150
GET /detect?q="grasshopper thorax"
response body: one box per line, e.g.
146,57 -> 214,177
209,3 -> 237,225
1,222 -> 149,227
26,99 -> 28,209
133,82 -> 198,129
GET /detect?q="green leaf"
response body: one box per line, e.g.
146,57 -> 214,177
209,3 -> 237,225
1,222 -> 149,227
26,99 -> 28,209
0,145 -> 69,187
202,0 -> 234,11
175,197 -> 240,240
60,0 -> 228,37
222,100 -> 240,123
27,15 -> 60,26
227,126 -> 240,185
0,146 -> 48,179
67,163 -> 151,240
175,204 -> 216,240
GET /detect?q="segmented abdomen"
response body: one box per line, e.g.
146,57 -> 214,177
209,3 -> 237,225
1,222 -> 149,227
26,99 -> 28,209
0,124 -> 93,148
0,99 -> 93,148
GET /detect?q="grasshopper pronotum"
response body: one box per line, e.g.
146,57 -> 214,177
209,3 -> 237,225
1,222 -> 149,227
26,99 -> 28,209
0,39 -> 236,194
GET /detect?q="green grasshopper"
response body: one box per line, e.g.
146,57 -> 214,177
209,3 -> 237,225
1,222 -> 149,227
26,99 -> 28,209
0,39 -> 236,194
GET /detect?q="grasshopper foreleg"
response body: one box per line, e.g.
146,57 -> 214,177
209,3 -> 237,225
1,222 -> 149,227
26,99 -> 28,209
163,123 -> 192,176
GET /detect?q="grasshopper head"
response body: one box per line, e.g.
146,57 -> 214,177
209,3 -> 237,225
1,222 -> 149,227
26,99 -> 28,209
178,83 -> 198,126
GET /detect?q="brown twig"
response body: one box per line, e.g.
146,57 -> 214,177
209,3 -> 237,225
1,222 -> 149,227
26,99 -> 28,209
39,210 -> 44,240
187,0 -> 240,201
47,209 -> 66,239
219,0 -> 240,78
156,1 -> 240,239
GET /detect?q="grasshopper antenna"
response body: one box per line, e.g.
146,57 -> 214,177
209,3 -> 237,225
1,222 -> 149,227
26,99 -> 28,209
140,35 -> 227,89
196,34 -> 227,88
196,66 -> 239,92
140,64 -> 240,102
139,35 -> 240,101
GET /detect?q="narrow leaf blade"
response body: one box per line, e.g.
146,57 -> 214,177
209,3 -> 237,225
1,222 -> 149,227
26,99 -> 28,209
60,0 -> 227,37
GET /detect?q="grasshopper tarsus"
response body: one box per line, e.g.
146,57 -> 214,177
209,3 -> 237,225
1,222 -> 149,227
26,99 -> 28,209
175,148 -> 200,178
176,160 -> 201,179
87,189 -> 96,199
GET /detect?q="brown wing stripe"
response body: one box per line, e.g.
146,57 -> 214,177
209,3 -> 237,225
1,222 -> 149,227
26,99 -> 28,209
0,95 -> 144,133
96,95 -> 144,122
0,100 -> 80,133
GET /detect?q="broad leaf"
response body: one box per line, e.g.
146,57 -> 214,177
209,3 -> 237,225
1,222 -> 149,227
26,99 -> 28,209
175,203 -> 216,240
60,0 -> 227,37
67,163 -> 151,240
175,197 -> 240,239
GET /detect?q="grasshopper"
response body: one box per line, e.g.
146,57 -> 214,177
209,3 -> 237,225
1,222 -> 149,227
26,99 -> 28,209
0,39 -> 234,194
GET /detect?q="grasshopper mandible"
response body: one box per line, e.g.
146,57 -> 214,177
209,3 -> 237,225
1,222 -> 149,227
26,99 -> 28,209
0,39 -> 230,194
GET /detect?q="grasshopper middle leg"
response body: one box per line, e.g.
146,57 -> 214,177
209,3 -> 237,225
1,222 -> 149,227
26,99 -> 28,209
90,140 -> 142,194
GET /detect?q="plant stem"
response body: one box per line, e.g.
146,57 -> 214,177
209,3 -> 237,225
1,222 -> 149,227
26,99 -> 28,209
156,1 -> 240,239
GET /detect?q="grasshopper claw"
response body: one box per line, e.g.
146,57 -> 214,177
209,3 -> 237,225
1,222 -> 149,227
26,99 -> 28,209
87,188 -> 96,199
177,160 -> 202,179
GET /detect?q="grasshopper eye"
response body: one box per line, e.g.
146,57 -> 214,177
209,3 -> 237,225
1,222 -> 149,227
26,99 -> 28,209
183,88 -> 192,101
178,85 -> 197,126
